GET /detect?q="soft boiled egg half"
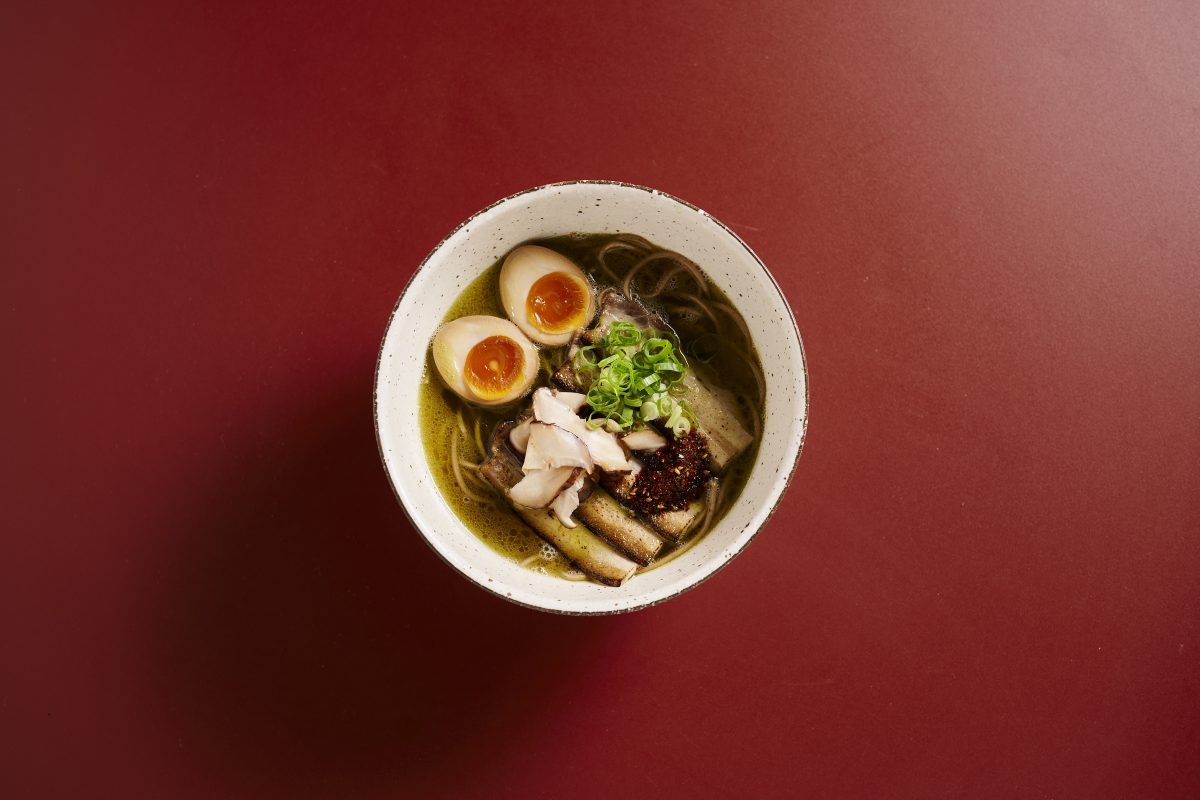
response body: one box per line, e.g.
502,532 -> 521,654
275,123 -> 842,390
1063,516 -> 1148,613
499,245 -> 595,346
431,316 -> 539,406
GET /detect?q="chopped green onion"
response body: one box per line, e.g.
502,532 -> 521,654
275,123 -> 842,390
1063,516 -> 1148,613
573,322 -> 695,433
643,338 -> 672,362
576,346 -> 599,368
665,402 -> 683,430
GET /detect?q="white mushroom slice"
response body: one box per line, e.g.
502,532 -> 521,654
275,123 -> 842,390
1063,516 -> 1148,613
552,391 -> 588,413
524,422 -> 594,472
549,473 -> 587,528
509,466 -> 578,509
531,388 -> 633,472
508,418 -> 532,453
621,429 -> 668,452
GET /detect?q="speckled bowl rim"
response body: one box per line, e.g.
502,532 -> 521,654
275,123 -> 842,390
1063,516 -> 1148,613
374,180 -> 809,615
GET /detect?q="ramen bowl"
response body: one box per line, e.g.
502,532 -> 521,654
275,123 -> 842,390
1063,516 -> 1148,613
375,180 -> 807,614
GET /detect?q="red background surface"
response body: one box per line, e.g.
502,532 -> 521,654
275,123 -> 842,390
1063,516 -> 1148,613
4,1 -> 1199,797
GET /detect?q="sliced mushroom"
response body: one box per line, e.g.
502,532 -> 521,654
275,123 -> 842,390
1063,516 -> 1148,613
549,472 -> 587,528
508,417 -> 533,453
509,466 -> 579,509
532,388 -> 632,472
523,422 -> 594,472
553,390 -> 588,413
621,428 -> 667,452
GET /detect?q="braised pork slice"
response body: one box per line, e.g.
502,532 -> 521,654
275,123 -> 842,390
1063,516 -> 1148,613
479,448 -> 637,587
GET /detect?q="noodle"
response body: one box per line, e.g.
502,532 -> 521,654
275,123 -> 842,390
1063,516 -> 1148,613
594,237 -> 652,283
601,234 -> 654,256
460,461 -> 491,490
665,253 -> 709,297
473,416 -> 485,460
671,298 -> 721,330
620,248 -> 708,300
593,260 -> 618,284
641,264 -> 686,298
711,300 -> 752,343
699,481 -> 721,537
593,252 -> 620,284
639,529 -> 703,572
622,253 -> 686,299
747,401 -> 762,442
637,484 -> 722,574
732,347 -> 765,404
450,429 -> 489,502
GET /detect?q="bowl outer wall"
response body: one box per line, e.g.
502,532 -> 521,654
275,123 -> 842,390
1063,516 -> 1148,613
374,181 -> 807,614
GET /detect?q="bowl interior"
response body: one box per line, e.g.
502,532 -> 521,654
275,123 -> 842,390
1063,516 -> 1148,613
375,181 -> 807,614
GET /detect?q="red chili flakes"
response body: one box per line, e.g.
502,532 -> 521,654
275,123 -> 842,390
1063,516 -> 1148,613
626,432 -> 712,515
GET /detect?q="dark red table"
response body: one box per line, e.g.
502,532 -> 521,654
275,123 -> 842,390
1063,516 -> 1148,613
5,2 -> 1198,797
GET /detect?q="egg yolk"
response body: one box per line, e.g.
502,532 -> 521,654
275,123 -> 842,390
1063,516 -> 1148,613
526,272 -> 588,334
463,335 -> 525,399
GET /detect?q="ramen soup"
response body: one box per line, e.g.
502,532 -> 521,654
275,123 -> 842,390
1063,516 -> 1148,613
419,234 -> 764,586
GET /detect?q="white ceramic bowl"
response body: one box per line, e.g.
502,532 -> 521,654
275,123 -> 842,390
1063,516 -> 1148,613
375,181 -> 808,614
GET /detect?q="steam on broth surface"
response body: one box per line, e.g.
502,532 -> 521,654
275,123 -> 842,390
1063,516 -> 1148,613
418,233 -> 764,584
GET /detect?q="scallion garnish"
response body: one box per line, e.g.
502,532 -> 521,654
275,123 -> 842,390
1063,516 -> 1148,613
574,321 -> 694,433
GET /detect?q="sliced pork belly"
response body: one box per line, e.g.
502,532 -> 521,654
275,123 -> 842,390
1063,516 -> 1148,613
575,488 -> 665,566
479,448 -> 636,587
600,467 -> 706,542
678,370 -> 754,473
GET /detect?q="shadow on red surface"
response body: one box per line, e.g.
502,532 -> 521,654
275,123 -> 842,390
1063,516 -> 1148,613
151,377 -> 610,783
